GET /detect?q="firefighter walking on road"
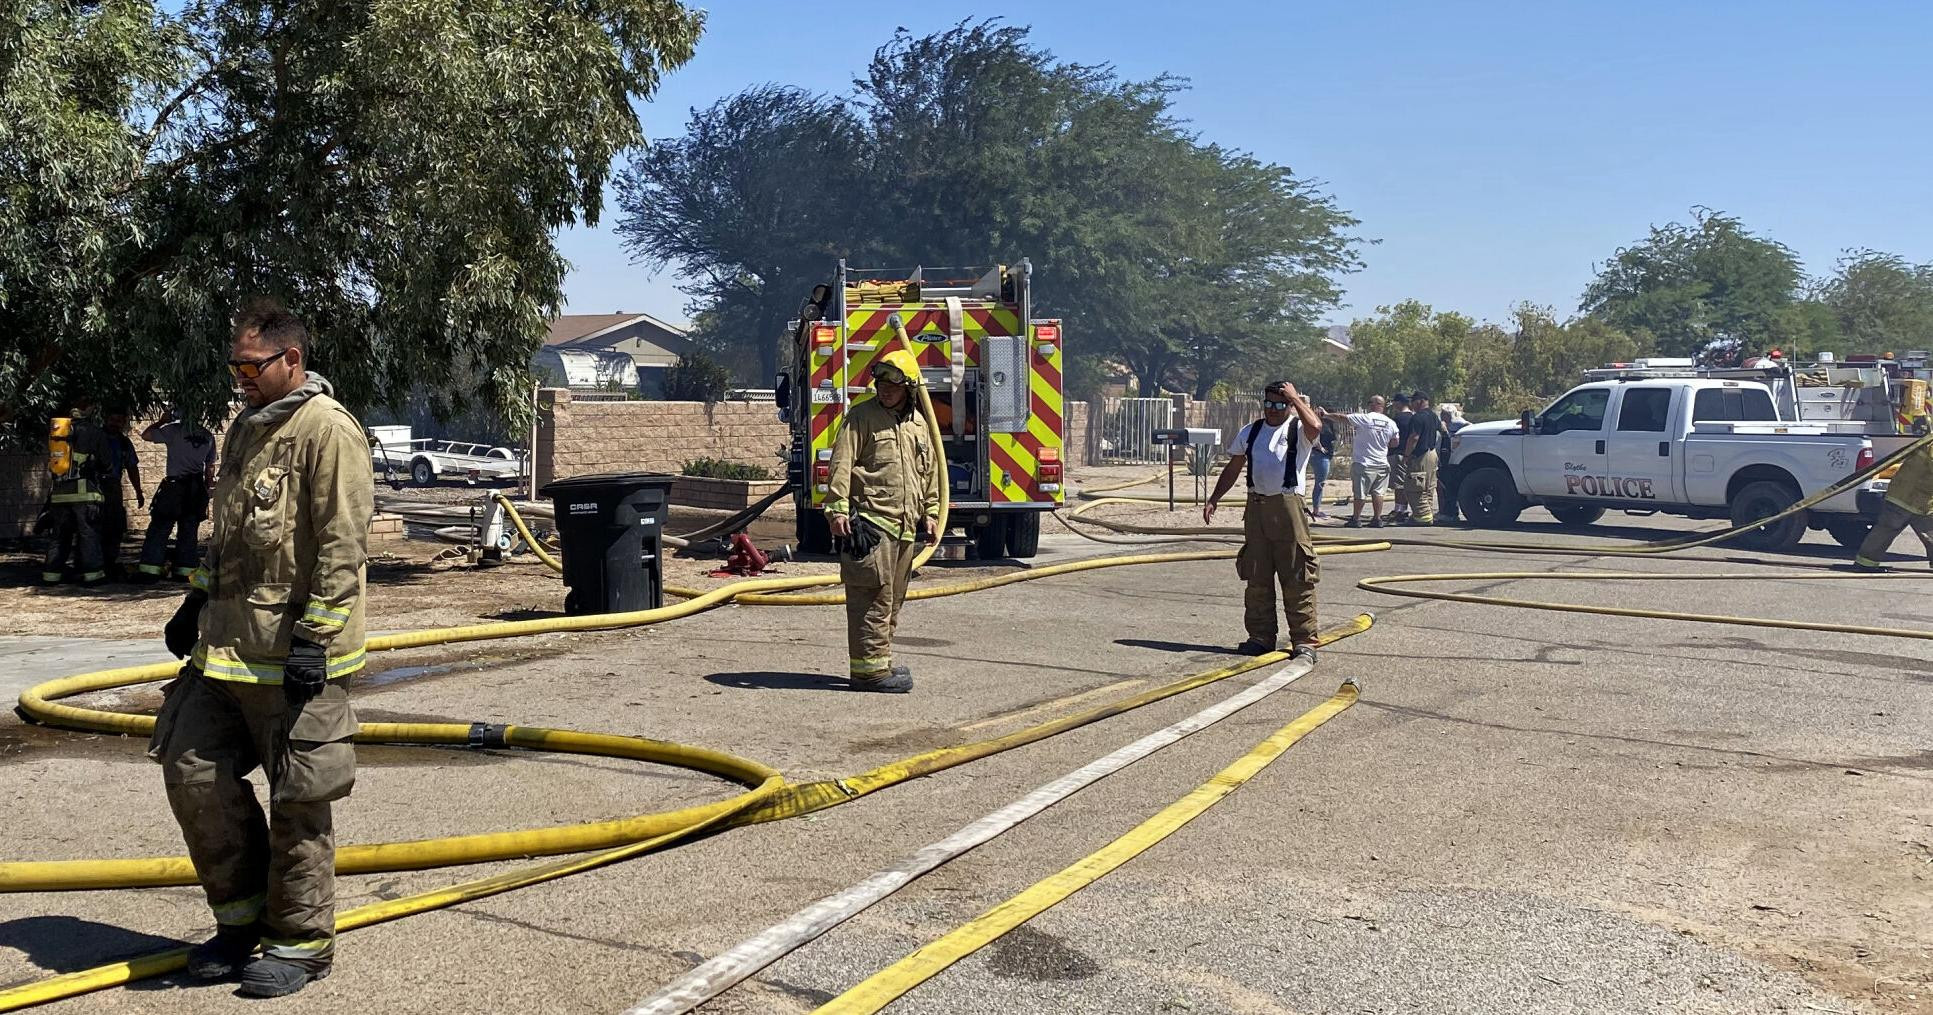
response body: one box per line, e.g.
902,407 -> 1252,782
1854,437 -> 1933,569
825,349 -> 942,692
149,299 -> 372,998
40,398 -> 111,586
1204,380 -> 1325,659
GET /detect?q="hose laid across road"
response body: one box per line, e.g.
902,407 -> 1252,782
1,616 -> 1376,1010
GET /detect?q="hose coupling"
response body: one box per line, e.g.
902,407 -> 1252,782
466,722 -> 509,749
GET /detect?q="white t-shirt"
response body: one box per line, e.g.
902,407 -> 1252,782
1228,418 -> 1315,496
1344,412 -> 1400,467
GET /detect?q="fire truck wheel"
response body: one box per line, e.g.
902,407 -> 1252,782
973,516 -> 1008,560
1006,511 -> 1041,558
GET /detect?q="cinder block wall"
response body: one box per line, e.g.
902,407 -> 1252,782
1064,402 -> 1090,468
535,390 -> 789,488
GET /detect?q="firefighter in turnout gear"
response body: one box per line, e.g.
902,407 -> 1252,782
1202,380 -> 1324,659
826,349 -> 942,692
40,400 -> 111,585
148,299 -> 372,998
1854,438 -> 1933,569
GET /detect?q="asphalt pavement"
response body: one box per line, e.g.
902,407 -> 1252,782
2,506 -> 1929,1014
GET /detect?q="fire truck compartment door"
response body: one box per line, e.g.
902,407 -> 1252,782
985,336 -> 1028,433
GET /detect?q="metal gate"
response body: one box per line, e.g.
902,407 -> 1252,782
1099,397 -> 1176,464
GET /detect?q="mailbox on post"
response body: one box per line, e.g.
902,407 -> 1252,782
1149,428 -> 1220,511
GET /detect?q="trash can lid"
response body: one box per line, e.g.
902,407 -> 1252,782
539,471 -> 677,496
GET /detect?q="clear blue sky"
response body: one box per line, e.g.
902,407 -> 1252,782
558,1 -> 1932,329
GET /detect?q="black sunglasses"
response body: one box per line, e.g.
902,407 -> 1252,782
227,348 -> 290,380
1260,399 -> 1291,410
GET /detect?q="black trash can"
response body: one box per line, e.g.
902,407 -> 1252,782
538,472 -> 675,615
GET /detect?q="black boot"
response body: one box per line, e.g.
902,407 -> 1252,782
186,924 -> 260,980
238,957 -> 331,998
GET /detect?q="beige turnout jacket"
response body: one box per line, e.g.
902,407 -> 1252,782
190,374 -> 372,683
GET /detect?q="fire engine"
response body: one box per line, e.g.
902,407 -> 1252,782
776,261 -> 1066,558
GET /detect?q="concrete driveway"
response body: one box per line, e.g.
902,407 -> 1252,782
2,510 -> 1929,1014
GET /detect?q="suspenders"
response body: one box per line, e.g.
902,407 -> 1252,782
1243,418 -> 1300,492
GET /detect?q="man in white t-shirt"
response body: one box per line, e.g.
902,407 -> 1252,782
1323,396 -> 1400,527
1203,380 -> 1324,659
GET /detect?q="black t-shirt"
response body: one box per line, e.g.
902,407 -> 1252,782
1315,420 -> 1338,457
1400,409 -> 1442,458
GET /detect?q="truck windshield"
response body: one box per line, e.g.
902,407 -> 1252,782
1540,389 -> 1609,433
1692,387 -> 1777,421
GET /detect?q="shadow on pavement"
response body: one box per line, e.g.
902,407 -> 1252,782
704,670 -> 850,692
1114,638 -> 1241,655
0,915 -> 182,974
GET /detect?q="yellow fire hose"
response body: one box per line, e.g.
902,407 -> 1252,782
2,614 -> 1376,1010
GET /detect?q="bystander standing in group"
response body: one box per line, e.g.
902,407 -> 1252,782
1323,398 -> 1400,528
1387,394 -> 1414,522
1397,392 -> 1442,525
1436,404 -> 1469,524
1308,410 -> 1338,520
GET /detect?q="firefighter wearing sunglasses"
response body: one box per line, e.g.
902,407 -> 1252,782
1202,380 -> 1324,660
148,298 -> 372,998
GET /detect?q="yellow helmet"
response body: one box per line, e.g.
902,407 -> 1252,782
871,349 -> 922,386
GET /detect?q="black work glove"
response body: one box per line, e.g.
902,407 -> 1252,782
164,590 -> 206,659
283,637 -> 328,711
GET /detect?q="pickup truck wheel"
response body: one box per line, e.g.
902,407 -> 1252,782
1824,519 -> 1872,550
409,459 -> 436,487
1727,480 -> 1805,551
1458,467 -> 1523,527
1548,504 -> 1605,528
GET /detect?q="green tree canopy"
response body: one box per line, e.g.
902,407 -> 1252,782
1,0 -> 704,435
1302,301 -> 1470,410
615,85 -> 871,382
1814,249 -> 1933,354
1580,208 -> 1801,362
617,20 -> 1361,398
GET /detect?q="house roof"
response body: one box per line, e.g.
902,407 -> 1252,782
544,312 -> 690,348
1323,325 -> 1352,351
547,314 -> 640,347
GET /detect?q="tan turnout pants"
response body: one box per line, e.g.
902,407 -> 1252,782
842,536 -> 917,680
1242,492 -> 1320,647
1404,450 -> 1438,523
149,668 -> 358,967
1856,500 -> 1933,565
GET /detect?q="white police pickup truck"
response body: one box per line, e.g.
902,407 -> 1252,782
1444,377 -> 1885,551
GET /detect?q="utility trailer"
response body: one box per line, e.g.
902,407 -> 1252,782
369,426 -> 524,487
776,261 -> 1066,558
